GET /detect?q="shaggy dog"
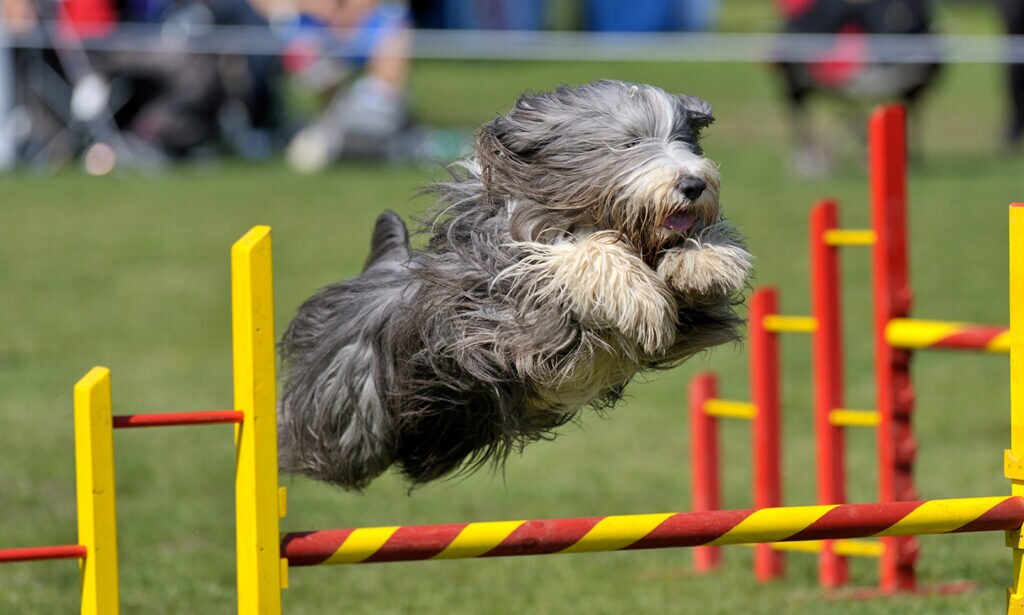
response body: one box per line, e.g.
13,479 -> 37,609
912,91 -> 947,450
278,80 -> 753,490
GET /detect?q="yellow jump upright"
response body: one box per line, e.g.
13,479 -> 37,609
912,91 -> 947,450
232,226 -> 285,615
74,367 -> 120,615
1008,203 -> 1024,614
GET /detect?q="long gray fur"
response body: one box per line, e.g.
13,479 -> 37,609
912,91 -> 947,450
279,80 -> 753,490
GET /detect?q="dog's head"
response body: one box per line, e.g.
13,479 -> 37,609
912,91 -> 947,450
477,80 -> 722,265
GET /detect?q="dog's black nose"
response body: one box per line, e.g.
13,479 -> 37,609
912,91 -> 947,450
677,176 -> 706,201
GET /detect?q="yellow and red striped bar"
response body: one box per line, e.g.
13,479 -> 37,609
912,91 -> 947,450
887,318 -> 1009,353
282,496 -> 1024,567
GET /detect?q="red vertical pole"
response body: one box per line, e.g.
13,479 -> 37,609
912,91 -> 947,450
689,372 -> 721,572
750,287 -> 784,581
810,200 -> 849,587
870,105 -> 918,592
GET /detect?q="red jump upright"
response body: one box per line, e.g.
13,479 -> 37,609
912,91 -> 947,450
688,286 -> 791,581
750,288 -> 784,581
869,104 -> 918,592
689,372 -> 722,572
810,199 -> 849,587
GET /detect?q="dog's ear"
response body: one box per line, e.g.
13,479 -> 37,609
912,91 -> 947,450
478,92 -> 550,159
677,95 -> 715,130
476,92 -> 551,189
476,115 -> 534,192
478,117 -> 519,160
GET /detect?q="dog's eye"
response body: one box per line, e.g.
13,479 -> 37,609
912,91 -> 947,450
672,127 -> 704,145
622,138 -> 643,150
669,130 -> 704,156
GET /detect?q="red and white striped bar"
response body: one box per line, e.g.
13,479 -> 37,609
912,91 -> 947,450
0,544 -> 87,564
282,496 -> 1024,567
111,410 -> 244,428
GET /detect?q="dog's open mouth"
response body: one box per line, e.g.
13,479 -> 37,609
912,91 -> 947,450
662,212 -> 695,235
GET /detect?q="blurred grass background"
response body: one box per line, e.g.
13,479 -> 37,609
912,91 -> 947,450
2,2 -> 1023,613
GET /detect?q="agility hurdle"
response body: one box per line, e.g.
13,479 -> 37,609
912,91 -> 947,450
274,201 -> 1024,614
688,105 -> 1012,592
2,209 -> 1023,613
689,197 -> 879,587
0,227 -> 281,615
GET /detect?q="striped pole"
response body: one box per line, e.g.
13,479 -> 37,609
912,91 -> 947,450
886,319 -> 1009,353
281,497 -> 1024,567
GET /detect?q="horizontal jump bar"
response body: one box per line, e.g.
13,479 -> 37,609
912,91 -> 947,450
112,410 -> 244,428
0,544 -> 87,563
829,409 -> 882,428
767,538 -> 883,558
886,318 -> 1009,353
281,496 -> 1024,567
823,229 -> 876,246
762,315 -> 817,334
703,399 -> 757,420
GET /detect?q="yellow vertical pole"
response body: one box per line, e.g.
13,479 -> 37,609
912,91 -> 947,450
1007,203 -> 1024,614
232,226 -> 284,615
74,366 -> 119,615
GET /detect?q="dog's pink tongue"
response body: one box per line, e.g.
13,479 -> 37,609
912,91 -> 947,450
663,212 -> 694,233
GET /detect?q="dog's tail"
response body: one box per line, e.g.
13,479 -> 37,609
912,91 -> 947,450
277,210 -> 416,491
363,210 -> 410,272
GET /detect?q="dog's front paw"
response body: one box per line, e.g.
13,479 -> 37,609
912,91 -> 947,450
550,234 -> 678,354
507,233 -> 678,355
604,279 -> 678,355
658,242 -> 752,300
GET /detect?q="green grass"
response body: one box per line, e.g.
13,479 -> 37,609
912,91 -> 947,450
2,29 -> 1024,615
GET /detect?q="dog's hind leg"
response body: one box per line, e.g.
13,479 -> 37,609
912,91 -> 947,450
503,231 -> 677,355
278,212 -> 414,490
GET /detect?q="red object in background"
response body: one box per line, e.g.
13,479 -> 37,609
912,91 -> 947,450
806,24 -> 867,88
58,0 -> 117,40
777,0 -> 816,19
282,39 -> 321,75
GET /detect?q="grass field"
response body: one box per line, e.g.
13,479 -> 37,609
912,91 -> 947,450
3,11 -> 1024,614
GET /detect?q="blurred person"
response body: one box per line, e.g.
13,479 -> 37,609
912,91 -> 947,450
283,0 -> 411,172
4,0 -> 125,166
774,0 -> 942,176
6,0 -> 281,167
998,0 -> 1024,152
94,0 -> 282,161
